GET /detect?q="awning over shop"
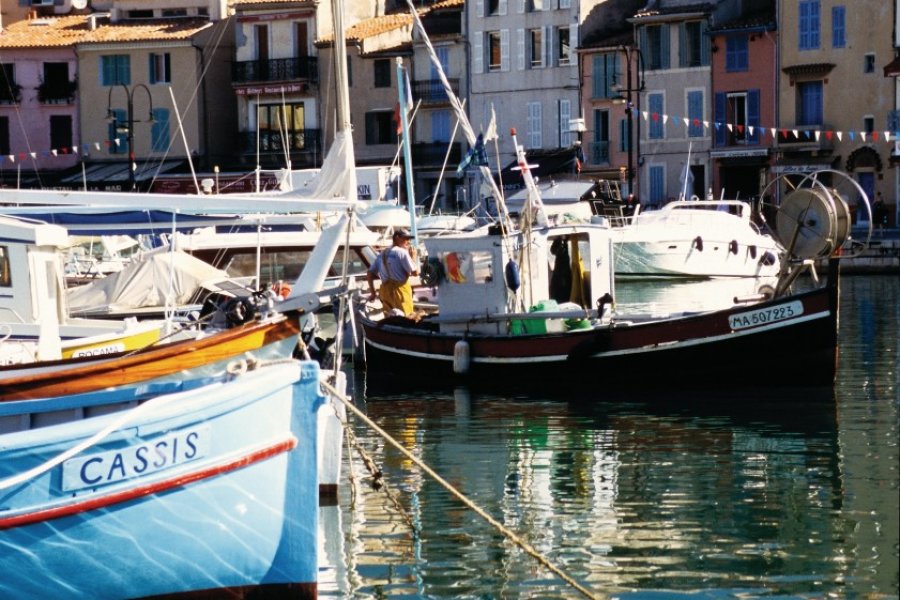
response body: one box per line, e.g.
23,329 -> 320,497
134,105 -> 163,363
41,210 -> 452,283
57,160 -> 184,191
884,55 -> 900,77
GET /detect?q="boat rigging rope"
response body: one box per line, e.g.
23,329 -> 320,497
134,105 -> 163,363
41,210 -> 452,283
319,379 -> 599,600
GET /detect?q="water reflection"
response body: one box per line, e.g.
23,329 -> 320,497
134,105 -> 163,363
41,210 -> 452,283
322,275 -> 897,599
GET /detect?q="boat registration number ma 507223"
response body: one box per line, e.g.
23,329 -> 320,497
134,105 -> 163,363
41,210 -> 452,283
729,301 -> 804,331
62,426 -> 211,492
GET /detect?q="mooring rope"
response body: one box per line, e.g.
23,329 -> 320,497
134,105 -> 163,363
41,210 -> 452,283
319,379 -> 599,600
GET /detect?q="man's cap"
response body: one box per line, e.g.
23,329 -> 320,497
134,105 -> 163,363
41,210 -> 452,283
393,228 -> 414,239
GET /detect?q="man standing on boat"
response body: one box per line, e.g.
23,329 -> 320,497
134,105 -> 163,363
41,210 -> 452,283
367,228 -> 419,317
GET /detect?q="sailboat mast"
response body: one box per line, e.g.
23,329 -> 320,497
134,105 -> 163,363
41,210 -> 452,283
330,0 -> 358,203
396,59 -> 418,242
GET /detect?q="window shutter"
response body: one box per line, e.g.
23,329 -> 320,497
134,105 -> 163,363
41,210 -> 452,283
714,92 -> 726,146
700,21 -> 710,66
543,26 -> 551,67
517,0 -> 525,14
559,98 -> 570,146
747,89 -> 760,144
501,29 -> 510,71
499,0 -> 507,16
678,23 -> 687,68
660,25 -> 670,69
569,24 -> 578,64
477,0 -> 484,17
473,33 -> 483,73
517,29 -> 525,70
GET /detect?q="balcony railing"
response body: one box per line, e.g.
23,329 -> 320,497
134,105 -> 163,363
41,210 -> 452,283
411,78 -> 459,105
412,141 -> 461,165
233,57 -> 319,85
588,140 -> 610,164
37,79 -> 77,104
239,128 -> 322,157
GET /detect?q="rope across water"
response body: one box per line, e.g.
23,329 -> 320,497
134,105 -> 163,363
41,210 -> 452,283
320,378 -> 600,600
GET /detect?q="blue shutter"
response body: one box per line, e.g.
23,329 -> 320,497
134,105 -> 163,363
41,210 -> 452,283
747,89 -> 760,144
714,92 -> 726,147
649,165 -> 665,204
700,21 -> 710,66
148,55 -> 157,84
151,108 -> 170,152
688,91 -> 703,138
660,25 -> 670,69
591,55 -> 603,98
649,93 -> 663,139
678,23 -> 686,68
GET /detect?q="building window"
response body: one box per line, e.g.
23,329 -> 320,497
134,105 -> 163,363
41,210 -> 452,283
680,21 -> 706,67
725,35 -> 748,72
161,8 -> 187,17
488,31 -> 503,71
557,27 -> 571,65
592,108 -> 609,163
832,6 -> 845,48
863,116 -> 874,134
49,115 -> 72,151
799,0 -> 820,50
101,55 -> 131,86
149,53 -> 171,84
0,116 -> 8,155
619,117 -> 631,153
373,59 -> 391,87
529,29 -> 543,68
591,54 -> 617,99
487,0 -> 500,16
365,110 -> 396,145
796,80 -> 823,126
864,53 -> 875,73
648,93 -> 664,139
0,64 -> 20,104
643,24 -> 669,70
258,103 -> 308,151
527,101 -> 542,149
687,90 -> 704,138
151,108 -> 170,152
726,92 -> 748,144
526,0 -> 543,11
127,9 -> 154,18
108,108 -> 127,154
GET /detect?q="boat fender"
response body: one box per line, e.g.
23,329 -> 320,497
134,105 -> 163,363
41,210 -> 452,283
749,245 -> 757,259
596,292 -> 614,319
729,240 -> 738,255
453,340 -> 471,375
504,259 -> 521,292
759,251 -> 777,266
692,236 -> 704,251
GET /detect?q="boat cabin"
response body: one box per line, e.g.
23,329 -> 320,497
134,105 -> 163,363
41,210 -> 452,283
424,223 -> 614,334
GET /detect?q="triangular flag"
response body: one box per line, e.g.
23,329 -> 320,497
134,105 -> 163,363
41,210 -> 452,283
703,120 -> 710,130
641,111 -> 649,120
30,152 -> 37,159
825,131 -> 833,140
484,104 -> 498,142
871,131 -> 879,141
792,129 -> 799,138
814,131 -> 821,141
94,142 -> 101,150
849,131 -> 856,140
770,128 -> 777,138
748,126 -> 755,136
662,114 -> 669,124
51,149 -> 58,156
836,131 -> 843,141
727,123 -> 733,132
8,154 -> 14,163
683,117 -> 689,127
885,131 -> 891,142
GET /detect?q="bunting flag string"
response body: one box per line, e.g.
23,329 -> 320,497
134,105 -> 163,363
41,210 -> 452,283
0,112 -> 899,166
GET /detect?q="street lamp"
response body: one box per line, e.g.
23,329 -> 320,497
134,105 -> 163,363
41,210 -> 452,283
616,45 -> 644,199
107,83 -> 154,191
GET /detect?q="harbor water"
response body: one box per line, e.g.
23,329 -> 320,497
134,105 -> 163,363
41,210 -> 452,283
321,274 -> 899,599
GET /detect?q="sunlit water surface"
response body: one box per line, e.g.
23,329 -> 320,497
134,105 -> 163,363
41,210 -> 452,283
319,275 -> 898,599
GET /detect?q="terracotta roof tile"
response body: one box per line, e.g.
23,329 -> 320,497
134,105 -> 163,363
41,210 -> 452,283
318,13 -> 413,43
0,15 -> 213,49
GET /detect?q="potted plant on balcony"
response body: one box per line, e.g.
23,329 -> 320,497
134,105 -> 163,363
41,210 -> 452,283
37,76 -> 78,104
0,81 -> 22,104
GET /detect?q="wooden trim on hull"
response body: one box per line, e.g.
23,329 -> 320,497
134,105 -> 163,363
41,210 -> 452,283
0,316 -> 300,400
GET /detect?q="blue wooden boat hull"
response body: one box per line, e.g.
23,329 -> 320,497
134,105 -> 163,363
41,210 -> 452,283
0,361 -> 323,599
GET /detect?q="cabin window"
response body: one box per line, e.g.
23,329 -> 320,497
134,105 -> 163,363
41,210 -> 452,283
438,251 -> 493,285
0,246 -> 10,287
